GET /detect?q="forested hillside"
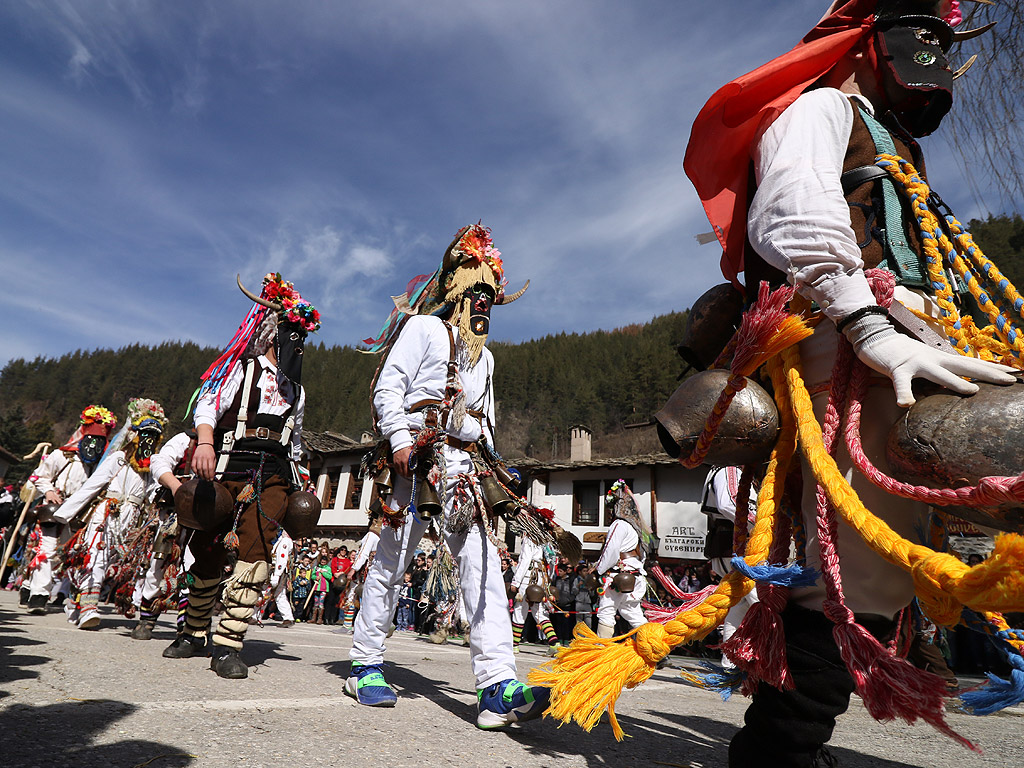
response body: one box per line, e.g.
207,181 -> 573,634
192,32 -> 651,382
0,313 -> 690,480
4,215 -> 1021,485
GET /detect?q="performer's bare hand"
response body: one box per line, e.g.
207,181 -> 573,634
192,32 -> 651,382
44,491 -> 63,505
393,446 -> 412,479
193,444 -> 217,481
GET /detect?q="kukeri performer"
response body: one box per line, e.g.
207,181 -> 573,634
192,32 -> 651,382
267,528 -> 294,627
22,406 -> 117,614
125,429 -> 198,640
351,223 -> 565,728
509,536 -> 560,653
535,1 -> 1024,763
339,515 -> 381,631
54,399 -> 167,630
163,273 -> 321,680
701,466 -> 759,665
594,480 -> 655,636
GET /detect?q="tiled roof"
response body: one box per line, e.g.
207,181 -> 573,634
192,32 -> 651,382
302,430 -> 364,455
512,452 -> 678,471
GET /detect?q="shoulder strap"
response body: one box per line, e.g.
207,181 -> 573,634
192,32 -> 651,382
855,107 -> 927,288
438,322 -> 460,429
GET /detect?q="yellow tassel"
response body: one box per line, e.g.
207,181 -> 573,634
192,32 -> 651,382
529,355 -> 798,739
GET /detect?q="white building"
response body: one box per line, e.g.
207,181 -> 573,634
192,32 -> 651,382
302,425 -> 716,563
517,426 -> 712,562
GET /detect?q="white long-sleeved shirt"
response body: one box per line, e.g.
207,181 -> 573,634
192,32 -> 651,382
748,88 -> 881,322
193,356 -> 304,461
373,315 -> 495,453
150,432 -> 193,486
512,537 -> 546,590
597,519 -> 646,576
351,530 -> 380,573
53,451 -> 152,525
706,466 -> 756,526
32,451 -> 92,500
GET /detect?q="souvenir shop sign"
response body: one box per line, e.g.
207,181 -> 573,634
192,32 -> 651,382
656,502 -> 708,559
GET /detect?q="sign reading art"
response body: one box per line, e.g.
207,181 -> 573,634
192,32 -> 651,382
656,501 -> 708,559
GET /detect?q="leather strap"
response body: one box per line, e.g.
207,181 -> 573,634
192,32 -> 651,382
243,427 -> 284,441
444,437 -> 477,453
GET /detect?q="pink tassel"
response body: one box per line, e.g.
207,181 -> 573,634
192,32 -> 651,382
831,620 -> 978,752
720,591 -> 793,694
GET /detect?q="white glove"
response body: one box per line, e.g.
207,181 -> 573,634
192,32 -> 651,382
842,312 -> 1018,407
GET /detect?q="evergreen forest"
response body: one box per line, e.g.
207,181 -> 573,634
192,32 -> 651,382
3,214 -> 1022,485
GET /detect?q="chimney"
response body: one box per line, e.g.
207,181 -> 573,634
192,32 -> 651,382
570,426 -> 592,462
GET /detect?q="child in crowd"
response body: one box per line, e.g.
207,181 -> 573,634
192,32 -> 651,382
310,553 -> 332,625
396,572 -> 415,631
292,556 -> 312,622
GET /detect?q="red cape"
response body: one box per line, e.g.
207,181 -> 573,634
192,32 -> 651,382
683,0 -> 878,290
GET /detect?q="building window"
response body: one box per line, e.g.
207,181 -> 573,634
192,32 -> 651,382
326,470 -> 342,509
573,480 -> 601,526
604,477 -> 634,526
345,466 -> 364,509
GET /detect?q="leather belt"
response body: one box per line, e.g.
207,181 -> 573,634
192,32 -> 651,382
409,399 -> 484,419
243,427 -> 283,441
445,437 -> 477,453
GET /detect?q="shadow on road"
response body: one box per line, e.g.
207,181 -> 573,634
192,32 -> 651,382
0,699 -> 195,768
0,605 -> 48,699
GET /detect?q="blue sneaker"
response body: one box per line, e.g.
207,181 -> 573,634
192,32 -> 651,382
476,679 -> 549,729
345,663 -> 398,707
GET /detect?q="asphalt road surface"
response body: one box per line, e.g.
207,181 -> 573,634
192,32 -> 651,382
1,590 -> 1021,768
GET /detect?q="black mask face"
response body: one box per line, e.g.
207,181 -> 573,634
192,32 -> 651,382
874,16 -> 953,136
78,435 -> 107,466
135,430 -> 161,462
467,284 -> 495,337
275,321 -> 306,400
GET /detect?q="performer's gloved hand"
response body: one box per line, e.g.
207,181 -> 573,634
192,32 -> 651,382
841,311 -> 1018,407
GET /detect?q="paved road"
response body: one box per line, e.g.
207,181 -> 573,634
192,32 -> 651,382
1,590 -> 1021,767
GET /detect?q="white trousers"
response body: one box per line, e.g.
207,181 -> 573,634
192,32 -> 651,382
350,450 -> 517,689
596,574 -> 647,629
511,597 -> 551,626
272,579 -> 294,621
27,527 -> 62,598
136,543 -> 196,604
790,319 -> 925,619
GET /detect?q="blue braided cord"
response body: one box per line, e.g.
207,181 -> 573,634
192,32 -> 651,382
956,609 -> 1024,716
689,661 -> 744,701
729,556 -> 819,588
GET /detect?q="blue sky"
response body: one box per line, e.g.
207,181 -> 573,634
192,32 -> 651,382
0,1 -> 1004,367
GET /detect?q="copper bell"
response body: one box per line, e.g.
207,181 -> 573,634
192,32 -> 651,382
611,572 -> 637,593
479,473 -> 520,517
413,476 -> 442,519
524,584 -> 547,603
374,464 -> 393,496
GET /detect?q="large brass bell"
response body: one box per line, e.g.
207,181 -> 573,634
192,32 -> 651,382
174,478 -> 234,532
655,369 -> 779,466
413,475 -> 442,519
479,473 -> 521,517
373,464 -> 393,496
887,379 -> 1024,532
524,584 -> 547,603
284,491 -> 322,539
611,572 -> 637,593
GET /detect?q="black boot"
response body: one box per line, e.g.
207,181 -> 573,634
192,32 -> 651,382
210,646 -> 248,679
27,594 -> 48,615
19,588 -> 30,606
51,592 -> 67,608
728,604 -> 895,768
162,633 -> 207,658
130,618 -> 156,640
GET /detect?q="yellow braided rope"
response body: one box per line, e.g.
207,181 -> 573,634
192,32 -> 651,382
876,154 -> 1024,361
528,354 -> 797,739
780,343 -> 1024,625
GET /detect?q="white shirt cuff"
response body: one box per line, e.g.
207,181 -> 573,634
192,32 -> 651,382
389,430 -> 413,453
803,271 -> 880,322
193,416 -> 217,429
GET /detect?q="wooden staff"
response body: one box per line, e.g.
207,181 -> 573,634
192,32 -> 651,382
0,498 -> 35,586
